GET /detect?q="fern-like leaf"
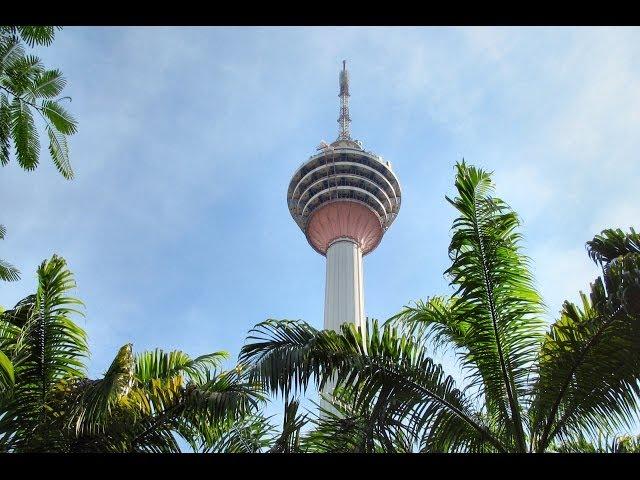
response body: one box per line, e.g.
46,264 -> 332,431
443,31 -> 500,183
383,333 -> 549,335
10,97 -> 39,171
41,99 -> 77,135
46,124 -> 73,179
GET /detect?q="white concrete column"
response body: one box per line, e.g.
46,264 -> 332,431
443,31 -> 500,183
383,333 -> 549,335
321,238 -> 365,414
323,238 -> 365,332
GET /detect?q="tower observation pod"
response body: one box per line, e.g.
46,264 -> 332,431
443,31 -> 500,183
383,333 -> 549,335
286,61 -> 402,405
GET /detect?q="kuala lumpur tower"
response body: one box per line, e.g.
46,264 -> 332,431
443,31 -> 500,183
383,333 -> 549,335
286,60 -> 402,356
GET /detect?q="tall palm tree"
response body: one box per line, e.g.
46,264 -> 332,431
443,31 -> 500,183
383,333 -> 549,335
0,255 -> 265,452
239,162 -> 640,453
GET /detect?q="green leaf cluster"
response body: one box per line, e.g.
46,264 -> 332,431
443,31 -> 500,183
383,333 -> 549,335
0,255 -> 266,452
0,26 -> 77,179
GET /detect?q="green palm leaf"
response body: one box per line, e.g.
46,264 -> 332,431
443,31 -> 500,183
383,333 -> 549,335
69,344 -> 136,437
0,224 -> 20,282
268,398 -> 309,453
0,350 -> 14,393
2,55 -> 44,95
442,161 -> 545,451
531,229 -> 640,451
0,255 -> 87,451
0,259 -> 20,282
304,387 -> 412,453
14,27 -> 57,47
240,319 -> 506,452
135,348 -> 228,386
587,228 -> 640,266
1,27 -> 77,179
204,414 -> 276,453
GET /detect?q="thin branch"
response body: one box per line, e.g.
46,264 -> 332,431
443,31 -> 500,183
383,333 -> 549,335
0,85 -> 43,112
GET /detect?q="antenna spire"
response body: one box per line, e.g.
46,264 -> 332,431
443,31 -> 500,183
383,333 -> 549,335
337,60 -> 351,141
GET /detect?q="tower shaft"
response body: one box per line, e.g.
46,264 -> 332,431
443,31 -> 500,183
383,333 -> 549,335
324,239 -> 365,332
321,238 -> 365,414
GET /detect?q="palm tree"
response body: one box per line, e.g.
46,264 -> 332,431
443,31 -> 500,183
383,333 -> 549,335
239,162 -> 640,453
0,255 -> 265,452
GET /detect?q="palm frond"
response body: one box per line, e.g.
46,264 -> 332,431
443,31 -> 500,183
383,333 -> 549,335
14,27 -> 58,47
268,398 -> 309,453
0,294 -> 35,329
70,344 -> 136,436
204,414 -> 276,453
0,224 -> 20,282
0,350 -> 14,397
135,348 -> 228,387
587,228 -> 640,266
531,253 -> 640,451
442,161 -> 545,451
2,55 -> 44,95
554,433 -> 640,453
239,319 -> 353,397
304,387 -> 413,453
241,318 -> 506,452
0,259 -> 20,282
388,296 -> 462,352
182,367 -> 265,423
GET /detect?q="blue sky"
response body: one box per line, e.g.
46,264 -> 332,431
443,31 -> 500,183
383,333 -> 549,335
2,27 -> 639,431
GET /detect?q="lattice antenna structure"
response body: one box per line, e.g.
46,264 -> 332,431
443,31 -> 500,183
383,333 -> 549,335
337,60 -> 352,141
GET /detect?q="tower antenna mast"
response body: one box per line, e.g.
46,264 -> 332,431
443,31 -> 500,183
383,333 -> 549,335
337,60 -> 351,141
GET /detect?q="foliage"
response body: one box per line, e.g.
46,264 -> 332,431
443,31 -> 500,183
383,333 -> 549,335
1,26 -> 77,179
0,255 -> 265,452
203,397 -> 310,453
554,433 -> 640,453
240,161 -> 640,453
0,224 -> 20,282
